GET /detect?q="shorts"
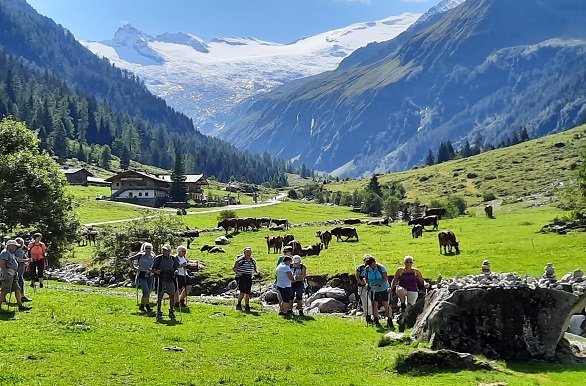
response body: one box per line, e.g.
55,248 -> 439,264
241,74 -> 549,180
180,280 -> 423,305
277,286 -> 293,303
291,282 -> 304,301
373,290 -> 389,303
157,278 -> 177,296
238,274 -> 252,295
396,286 -> 419,305
1,275 -> 21,293
177,275 -> 191,289
31,259 -> 45,278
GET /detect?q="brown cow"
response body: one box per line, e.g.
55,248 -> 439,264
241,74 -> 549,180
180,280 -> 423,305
299,243 -> 323,257
271,218 -> 289,230
330,227 -> 359,242
438,230 -> 460,254
286,240 -> 302,255
218,218 -> 237,233
485,205 -> 494,219
282,234 -> 295,246
411,224 -> 423,239
257,217 -> 271,227
265,235 -> 283,254
408,215 -> 439,230
424,207 -> 447,219
343,218 -> 362,225
315,230 -> 332,249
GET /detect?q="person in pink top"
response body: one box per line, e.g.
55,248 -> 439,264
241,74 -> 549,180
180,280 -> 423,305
27,233 -> 47,288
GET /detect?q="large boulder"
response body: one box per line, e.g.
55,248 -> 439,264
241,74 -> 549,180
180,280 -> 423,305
308,298 -> 347,313
306,287 -> 348,304
412,287 -> 586,360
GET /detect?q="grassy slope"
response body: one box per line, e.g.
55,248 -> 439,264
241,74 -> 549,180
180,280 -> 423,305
327,125 -> 586,205
0,289 -> 582,386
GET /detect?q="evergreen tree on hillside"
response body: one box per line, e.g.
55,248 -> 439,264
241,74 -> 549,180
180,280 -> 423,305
425,149 -> 435,166
169,150 -> 187,202
120,146 -> 130,170
52,120 -> 68,159
367,174 -> 382,196
100,145 -> 112,170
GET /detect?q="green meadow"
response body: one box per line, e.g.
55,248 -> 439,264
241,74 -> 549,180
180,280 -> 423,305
0,289 -> 583,386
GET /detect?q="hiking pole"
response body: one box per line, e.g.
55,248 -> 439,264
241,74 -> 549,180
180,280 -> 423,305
365,288 -> 371,327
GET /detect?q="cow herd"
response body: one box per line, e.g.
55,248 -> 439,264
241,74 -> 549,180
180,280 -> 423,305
217,217 -> 290,233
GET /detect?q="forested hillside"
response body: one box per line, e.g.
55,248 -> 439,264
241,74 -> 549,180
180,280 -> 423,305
0,0 -> 288,185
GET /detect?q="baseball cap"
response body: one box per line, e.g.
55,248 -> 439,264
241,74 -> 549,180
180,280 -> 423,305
162,244 -> 172,251
6,239 -> 19,247
292,256 -> 301,264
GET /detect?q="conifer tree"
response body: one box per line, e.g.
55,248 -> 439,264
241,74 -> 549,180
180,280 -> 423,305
169,150 -> 187,202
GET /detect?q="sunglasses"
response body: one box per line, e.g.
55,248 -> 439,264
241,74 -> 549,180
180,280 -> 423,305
405,261 -> 413,264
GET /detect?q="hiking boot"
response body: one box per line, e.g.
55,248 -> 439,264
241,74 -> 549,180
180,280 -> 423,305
373,317 -> 381,326
174,302 -> 180,308
145,304 -> 152,313
39,282 -> 44,288
180,300 -> 187,308
398,322 -> 405,333
21,296 -> 32,302
245,304 -> 251,312
139,304 -> 145,312
278,311 -> 286,316
298,309 -> 305,316
18,305 -> 32,311
169,309 -> 176,320
155,311 -> 163,320
30,279 -> 35,288
387,317 -> 395,330
235,304 -> 242,311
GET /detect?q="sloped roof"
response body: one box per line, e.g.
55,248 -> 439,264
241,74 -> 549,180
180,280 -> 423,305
61,167 -> 93,176
105,170 -> 167,183
158,174 -> 207,183
87,176 -> 111,185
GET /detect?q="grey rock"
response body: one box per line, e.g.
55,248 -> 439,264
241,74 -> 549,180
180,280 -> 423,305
306,287 -> 348,304
309,298 -> 347,313
264,290 -> 279,304
412,287 -> 586,360
394,349 -> 497,374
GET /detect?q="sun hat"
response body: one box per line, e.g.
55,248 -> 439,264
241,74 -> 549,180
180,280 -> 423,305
162,244 -> 172,251
6,239 -> 19,247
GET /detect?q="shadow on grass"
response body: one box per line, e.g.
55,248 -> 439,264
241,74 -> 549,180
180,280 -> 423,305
284,314 -> 316,324
0,309 -> 16,320
156,318 -> 182,326
506,360 -> 586,373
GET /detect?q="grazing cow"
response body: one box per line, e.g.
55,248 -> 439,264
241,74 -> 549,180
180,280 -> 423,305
315,230 -> 332,249
257,217 -> 271,227
485,205 -> 494,219
218,218 -> 237,233
408,215 -> 439,231
412,224 -> 423,239
282,234 -> 295,246
239,217 -> 260,231
215,236 -> 230,245
180,228 -> 200,239
271,218 -> 289,230
86,229 -> 99,246
286,240 -> 302,255
269,224 -> 286,231
201,245 -> 226,253
424,207 -> 447,219
367,217 -> 390,226
438,231 -> 460,254
265,235 -> 283,254
330,227 -> 359,242
300,243 -> 323,257
343,218 -> 362,225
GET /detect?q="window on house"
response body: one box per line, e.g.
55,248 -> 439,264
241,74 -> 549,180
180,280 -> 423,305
145,192 -> 149,197
138,192 -> 142,197
128,192 -> 133,198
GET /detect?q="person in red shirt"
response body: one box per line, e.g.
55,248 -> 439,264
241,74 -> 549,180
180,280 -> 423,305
27,233 -> 47,288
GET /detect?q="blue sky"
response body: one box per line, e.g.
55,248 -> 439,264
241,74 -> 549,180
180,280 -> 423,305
27,0 -> 440,43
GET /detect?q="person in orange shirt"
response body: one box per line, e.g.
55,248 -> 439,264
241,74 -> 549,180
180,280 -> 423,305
27,233 -> 47,288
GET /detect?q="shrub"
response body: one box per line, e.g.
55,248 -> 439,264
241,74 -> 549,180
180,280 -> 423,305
361,192 -> 383,215
217,210 -> 237,222
287,189 -> 299,199
482,192 -> 497,201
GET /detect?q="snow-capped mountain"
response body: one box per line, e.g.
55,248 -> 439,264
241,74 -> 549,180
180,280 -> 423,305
82,13 -> 420,134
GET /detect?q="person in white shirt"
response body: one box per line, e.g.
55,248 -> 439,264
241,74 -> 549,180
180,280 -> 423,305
175,246 -> 192,308
275,256 -> 294,316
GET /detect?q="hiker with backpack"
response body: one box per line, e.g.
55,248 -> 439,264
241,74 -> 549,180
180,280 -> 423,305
127,242 -> 156,313
28,233 -> 47,289
364,255 -> 394,329
0,239 -> 32,312
390,255 -> 426,313
232,247 -> 259,312
175,245 -> 192,309
277,245 -> 293,265
151,245 -> 179,320
14,238 -> 32,302
275,255 -> 294,316
355,254 -> 372,316
290,255 -> 306,316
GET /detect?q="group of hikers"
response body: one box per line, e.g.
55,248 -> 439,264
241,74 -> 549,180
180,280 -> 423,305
0,233 -> 48,312
2,234 -> 427,326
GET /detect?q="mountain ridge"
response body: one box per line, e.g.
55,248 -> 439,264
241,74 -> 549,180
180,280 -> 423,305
219,0 -> 586,177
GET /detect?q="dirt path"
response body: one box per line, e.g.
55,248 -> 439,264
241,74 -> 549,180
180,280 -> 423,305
84,193 -> 288,227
